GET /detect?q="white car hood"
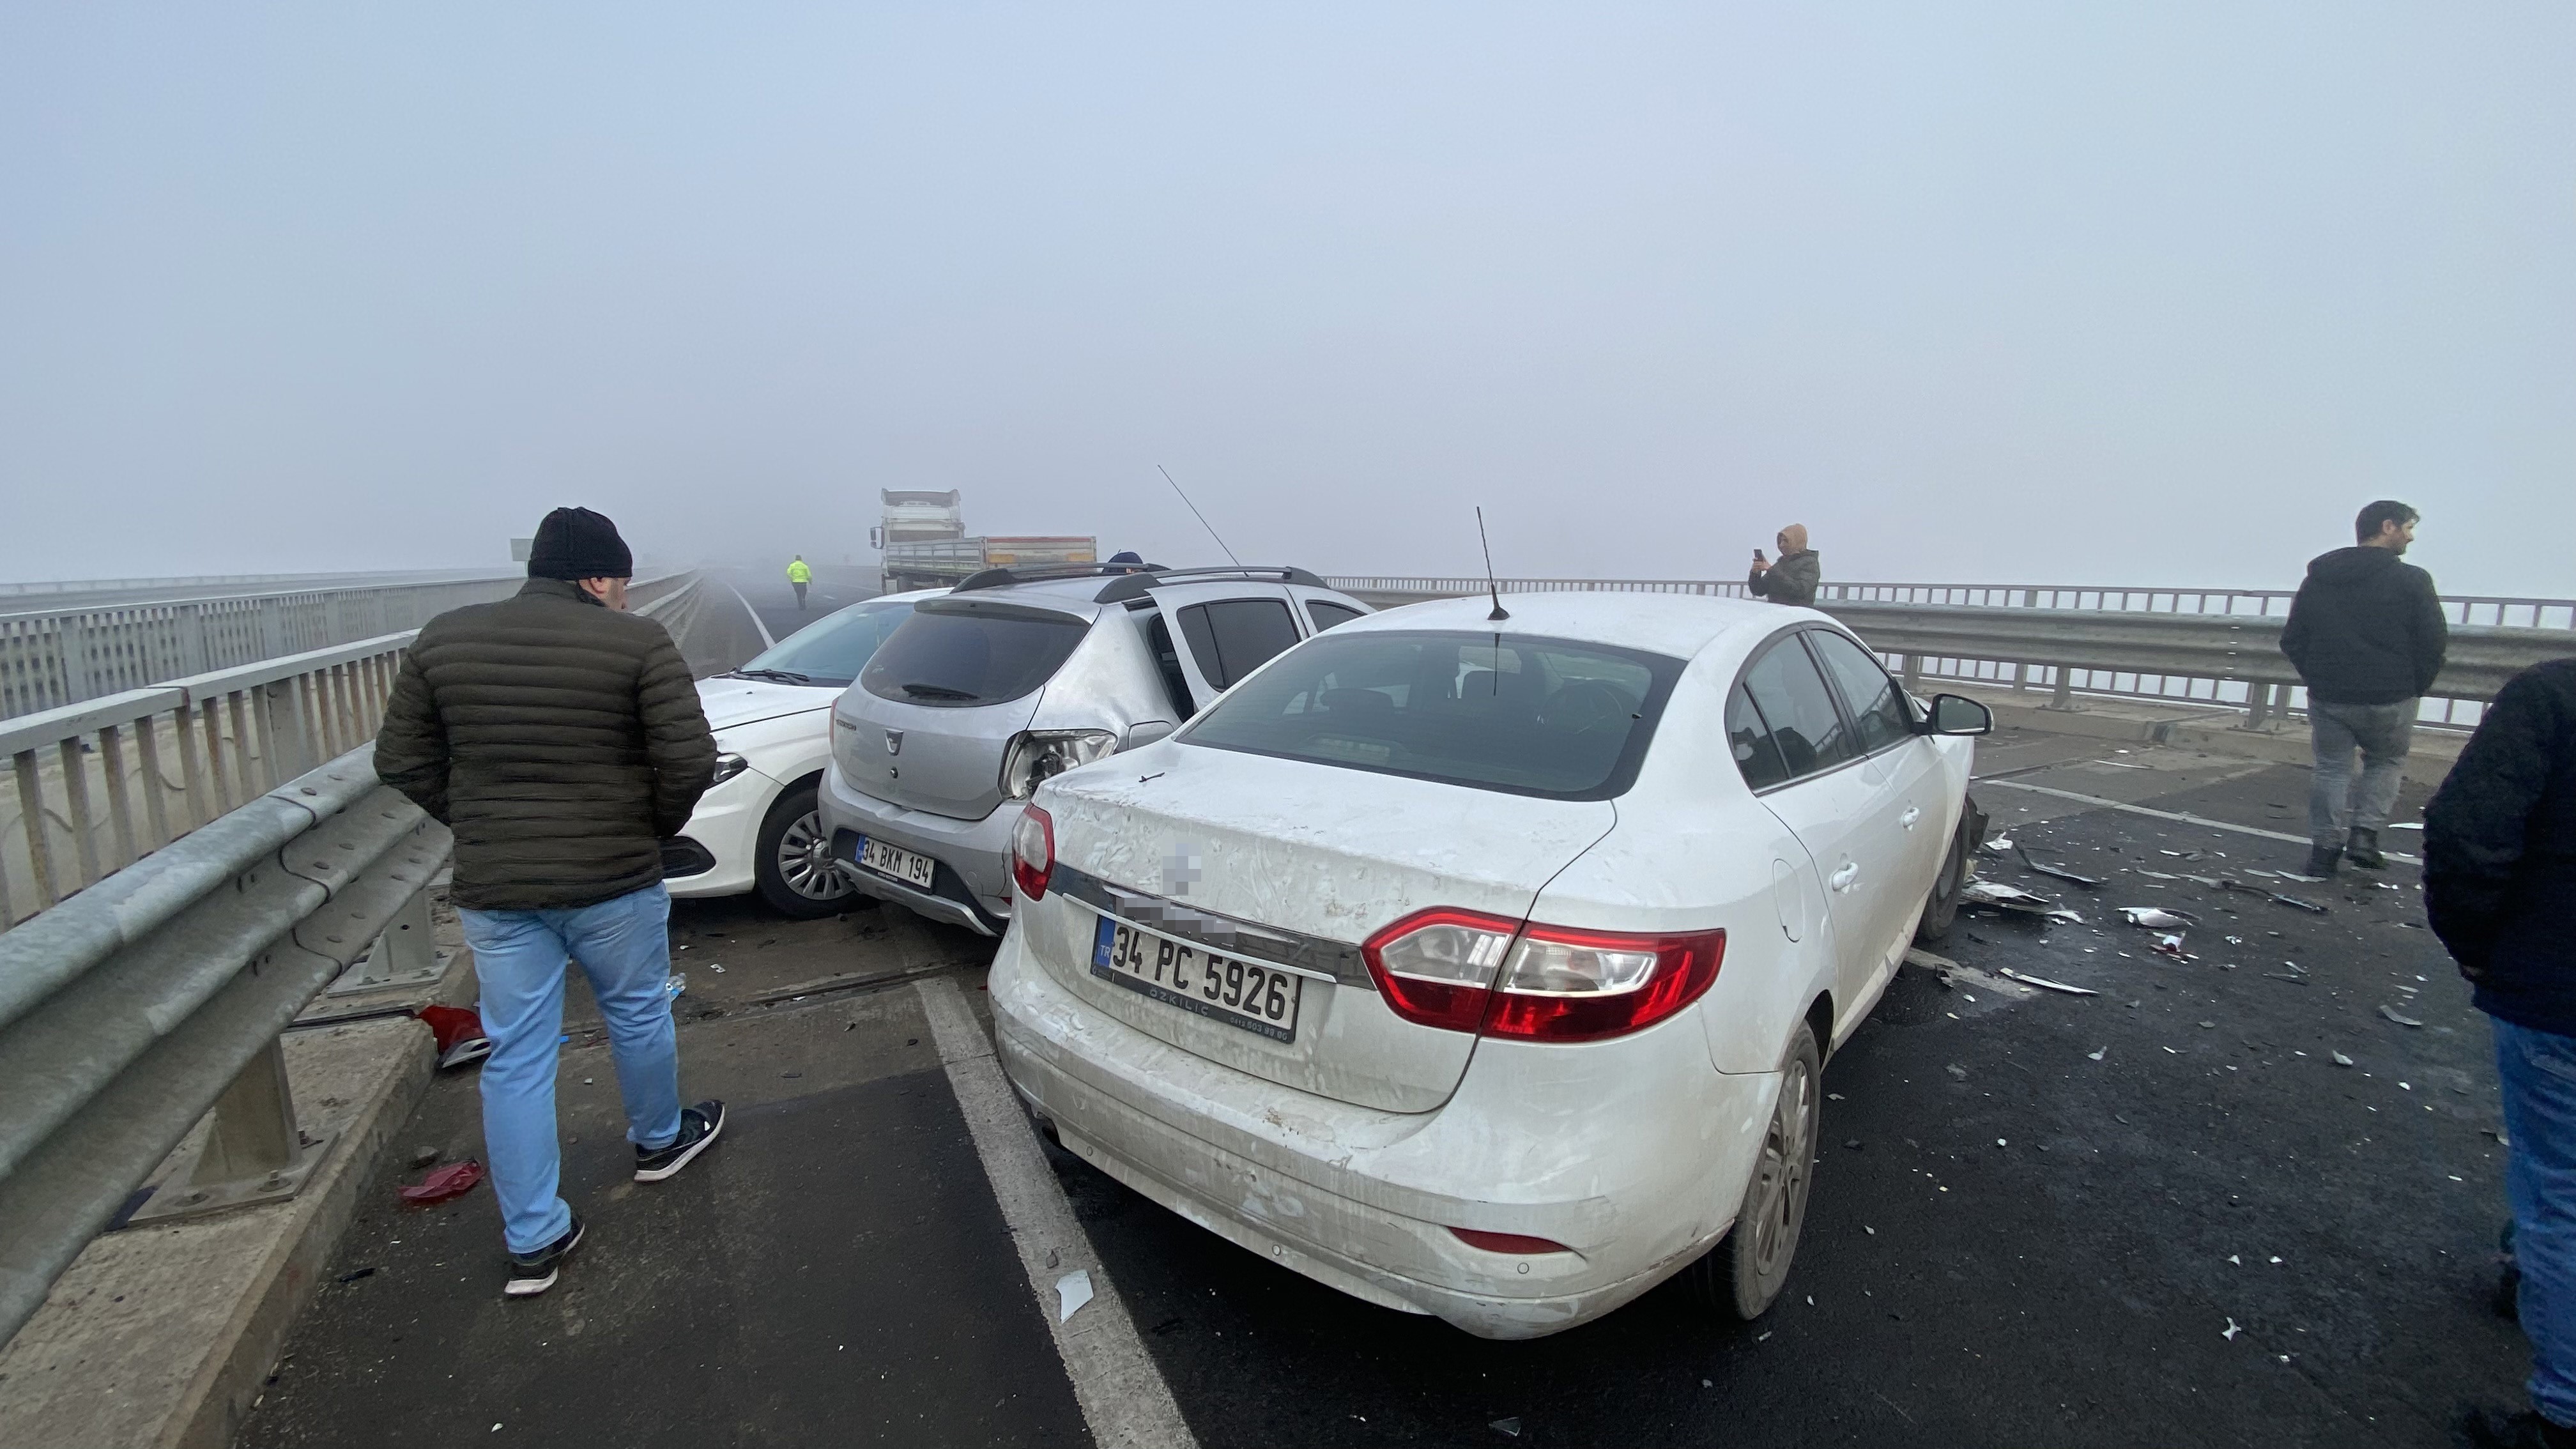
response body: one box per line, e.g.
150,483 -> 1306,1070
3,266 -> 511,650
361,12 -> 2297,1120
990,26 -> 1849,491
696,677 -> 838,732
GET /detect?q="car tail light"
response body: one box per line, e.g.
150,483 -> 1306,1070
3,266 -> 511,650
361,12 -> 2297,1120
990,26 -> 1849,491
1362,910 -> 1724,1043
1000,730 -> 1119,800
1449,1227 -> 1574,1255
1361,908 -> 1519,1033
1482,925 -> 1726,1043
1011,805 -> 1055,900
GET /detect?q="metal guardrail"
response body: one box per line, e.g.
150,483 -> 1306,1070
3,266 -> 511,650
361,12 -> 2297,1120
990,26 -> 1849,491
0,572 -> 527,721
1326,576 -> 2576,730
0,568 -> 707,1351
0,744 -> 451,1349
0,572 -> 701,935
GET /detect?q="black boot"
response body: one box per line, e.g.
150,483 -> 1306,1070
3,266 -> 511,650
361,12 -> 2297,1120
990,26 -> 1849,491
2303,842 -> 2342,878
2347,826 -> 2386,870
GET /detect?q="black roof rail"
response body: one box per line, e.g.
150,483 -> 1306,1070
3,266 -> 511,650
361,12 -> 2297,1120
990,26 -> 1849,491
1093,565 -> 1329,603
954,562 -> 1165,593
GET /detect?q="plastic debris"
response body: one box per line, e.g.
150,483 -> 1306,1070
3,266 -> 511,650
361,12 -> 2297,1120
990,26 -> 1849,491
2223,1317 -> 2243,1340
2379,1005 -> 2425,1028
337,1266 -> 376,1284
410,1145 -> 440,1168
1491,1418 -> 1523,1439
1960,878 -> 2084,924
1055,1269 -> 1094,1322
2132,869 -> 2182,880
708,963 -> 726,974
1980,834 -> 2014,854
2087,1047 -> 2106,1061
2389,822 -> 2425,831
418,1005 -> 492,1070
2017,846 -> 2104,888
664,974 -> 686,1001
2120,907 -> 2201,929
2151,934 -> 2191,960
399,1158 -> 485,1206
2228,1254 -> 2241,1264
1999,968 -> 2099,996
2332,1051 -> 2355,1066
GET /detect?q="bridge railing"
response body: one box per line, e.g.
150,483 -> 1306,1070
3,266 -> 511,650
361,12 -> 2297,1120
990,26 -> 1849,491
1326,576 -> 2576,731
0,571 -> 529,721
0,572 -> 701,935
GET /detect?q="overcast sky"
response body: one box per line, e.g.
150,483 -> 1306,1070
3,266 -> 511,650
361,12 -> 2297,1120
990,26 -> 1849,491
4,4 -> 2568,595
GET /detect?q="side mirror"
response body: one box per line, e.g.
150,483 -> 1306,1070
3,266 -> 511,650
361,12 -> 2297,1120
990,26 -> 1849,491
1124,719 -> 1177,749
1924,694 -> 1993,736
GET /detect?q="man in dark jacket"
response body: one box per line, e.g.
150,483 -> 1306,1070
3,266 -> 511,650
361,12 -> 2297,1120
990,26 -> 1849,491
2430,658 -> 2576,1448
2279,500 -> 2448,876
376,507 -> 723,1298
1748,524 -> 1821,607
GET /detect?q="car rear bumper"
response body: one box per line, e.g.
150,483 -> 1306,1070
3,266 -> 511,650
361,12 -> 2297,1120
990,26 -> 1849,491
816,763 -> 1018,933
987,926 -> 1777,1339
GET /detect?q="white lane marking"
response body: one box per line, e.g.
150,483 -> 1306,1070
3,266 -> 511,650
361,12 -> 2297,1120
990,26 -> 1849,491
723,581 -> 776,650
917,977 -> 1197,1449
1975,778 -> 2421,865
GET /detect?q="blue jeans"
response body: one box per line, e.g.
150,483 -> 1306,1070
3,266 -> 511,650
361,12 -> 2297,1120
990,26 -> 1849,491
458,882 -> 683,1255
2308,698 -> 2414,847
2496,1018 -> 2576,1427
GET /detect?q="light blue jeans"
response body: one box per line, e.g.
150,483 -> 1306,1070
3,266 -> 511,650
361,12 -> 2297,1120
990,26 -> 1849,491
2308,698 -> 2414,847
2496,1018 -> 2576,1428
458,882 -> 682,1255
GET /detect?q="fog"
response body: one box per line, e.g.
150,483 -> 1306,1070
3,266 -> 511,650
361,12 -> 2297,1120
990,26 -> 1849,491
4,5 -> 2568,596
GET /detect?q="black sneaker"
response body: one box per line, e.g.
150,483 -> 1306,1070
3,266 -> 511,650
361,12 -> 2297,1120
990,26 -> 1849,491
2303,843 -> 2342,878
504,1213 -> 584,1298
634,1100 -> 726,1183
2347,826 -> 2387,870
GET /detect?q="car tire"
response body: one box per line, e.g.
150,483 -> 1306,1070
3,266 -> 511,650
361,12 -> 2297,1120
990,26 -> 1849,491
1687,1020 -> 1821,1322
1912,796 -> 1986,945
753,779 -> 862,919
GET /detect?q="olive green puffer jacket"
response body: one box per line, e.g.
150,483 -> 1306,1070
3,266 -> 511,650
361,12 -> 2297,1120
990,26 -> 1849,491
375,578 -> 717,911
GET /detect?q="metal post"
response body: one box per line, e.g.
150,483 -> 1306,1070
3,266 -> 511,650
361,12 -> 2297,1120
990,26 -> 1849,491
1901,654 -> 1923,690
57,615 -> 93,708
260,676 -> 318,781
326,881 -> 448,996
127,1037 -> 335,1225
2049,665 -> 2074,710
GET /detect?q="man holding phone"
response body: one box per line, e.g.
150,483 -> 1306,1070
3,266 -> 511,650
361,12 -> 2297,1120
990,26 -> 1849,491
1748,524 -> 1821,607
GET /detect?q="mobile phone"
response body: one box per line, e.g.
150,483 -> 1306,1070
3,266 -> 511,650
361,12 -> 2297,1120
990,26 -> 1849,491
1753,548 -> 1767,563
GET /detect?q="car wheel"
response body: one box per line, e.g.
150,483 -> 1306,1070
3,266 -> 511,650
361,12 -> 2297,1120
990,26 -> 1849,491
754,779 -> 861,919
1689,1021 -> 1821,1321
1912,796 -> 1985,945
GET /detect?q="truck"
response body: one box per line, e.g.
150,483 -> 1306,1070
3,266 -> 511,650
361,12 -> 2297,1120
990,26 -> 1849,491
872,490 -> 1095,590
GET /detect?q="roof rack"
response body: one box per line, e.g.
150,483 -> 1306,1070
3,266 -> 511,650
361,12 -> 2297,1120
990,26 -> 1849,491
1094,565 -> 1328,603
953,562 -> 1164,592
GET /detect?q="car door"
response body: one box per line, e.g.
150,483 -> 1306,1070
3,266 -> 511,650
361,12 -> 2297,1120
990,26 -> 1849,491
1149,583 -> 1309,713
1805,627 -> 1951,922
1732,632 -> 1885,1034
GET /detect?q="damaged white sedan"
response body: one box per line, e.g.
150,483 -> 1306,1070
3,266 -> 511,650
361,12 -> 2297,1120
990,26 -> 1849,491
988,592 -> 1990,1338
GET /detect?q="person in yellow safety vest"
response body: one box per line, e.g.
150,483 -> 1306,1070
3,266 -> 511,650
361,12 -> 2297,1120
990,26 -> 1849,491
786,556 -> 812,610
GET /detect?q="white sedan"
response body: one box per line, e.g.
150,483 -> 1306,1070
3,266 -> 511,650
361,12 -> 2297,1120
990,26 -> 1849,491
666,590 -> 940,916
987,592 -> 1989,1338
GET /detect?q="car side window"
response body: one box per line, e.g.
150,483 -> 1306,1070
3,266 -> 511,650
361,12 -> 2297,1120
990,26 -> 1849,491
1804,629 -> 1912,755
1177,599 -> 1303,689
1305,601 -> 1363,632
1736,637 -> 1856,779
1727,684 -> 1791,790
1142,615 -> 1197,717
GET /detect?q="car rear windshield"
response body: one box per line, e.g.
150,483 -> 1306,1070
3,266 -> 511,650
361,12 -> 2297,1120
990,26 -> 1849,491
859,599 -> 1090,709
732,601 -> 916,687
1177,629 -> 1683,800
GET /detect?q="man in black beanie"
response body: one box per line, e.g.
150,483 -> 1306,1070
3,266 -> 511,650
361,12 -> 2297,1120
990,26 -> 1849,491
376,506 -> 724,1297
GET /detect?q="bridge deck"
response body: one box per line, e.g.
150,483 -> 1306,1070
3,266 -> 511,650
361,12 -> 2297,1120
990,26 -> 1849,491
240,716 -> 2515,1449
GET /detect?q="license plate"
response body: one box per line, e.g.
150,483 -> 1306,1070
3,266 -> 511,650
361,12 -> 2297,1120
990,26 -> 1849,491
854,835 -> 937,890
1091,916 -> 1303,1043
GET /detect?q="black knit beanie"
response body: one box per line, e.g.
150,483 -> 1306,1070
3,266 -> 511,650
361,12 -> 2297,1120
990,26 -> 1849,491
526,507 -> 634,581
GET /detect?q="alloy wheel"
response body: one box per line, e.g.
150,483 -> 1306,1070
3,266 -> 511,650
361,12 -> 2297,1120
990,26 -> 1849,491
775,810 -> 854,901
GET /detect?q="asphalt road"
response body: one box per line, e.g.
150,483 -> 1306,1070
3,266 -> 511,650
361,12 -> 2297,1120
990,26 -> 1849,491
240,724 -> 2527,1448
719,565 -> 880,652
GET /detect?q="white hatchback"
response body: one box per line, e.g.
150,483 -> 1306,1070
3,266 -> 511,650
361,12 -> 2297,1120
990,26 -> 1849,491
988,592 -> 1990,1338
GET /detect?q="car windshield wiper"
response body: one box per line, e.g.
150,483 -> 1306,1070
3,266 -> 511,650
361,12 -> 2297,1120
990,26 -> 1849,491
900,682 -> 978,701
726,668 -> 816,684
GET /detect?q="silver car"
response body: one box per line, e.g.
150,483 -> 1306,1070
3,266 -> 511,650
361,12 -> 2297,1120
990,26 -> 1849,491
816,565 -> 1370,933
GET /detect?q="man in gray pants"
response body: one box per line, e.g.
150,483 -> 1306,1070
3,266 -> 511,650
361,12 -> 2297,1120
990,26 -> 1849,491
2279,500 -> 2448,877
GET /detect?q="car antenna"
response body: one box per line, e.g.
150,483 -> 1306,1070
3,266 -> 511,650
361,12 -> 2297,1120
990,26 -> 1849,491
1158,464 -> 1242,567
1476,506 -> 1510,622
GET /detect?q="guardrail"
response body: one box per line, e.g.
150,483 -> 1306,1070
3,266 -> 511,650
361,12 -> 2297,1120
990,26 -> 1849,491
1,572 -> 702,935
0,572 -> 526,721
0,744 -> 451,1350
1326,576 -> 2576,730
